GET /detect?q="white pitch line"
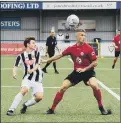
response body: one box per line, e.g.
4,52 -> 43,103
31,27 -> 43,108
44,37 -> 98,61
1,86 -> 120,90
1,86 -> 60,88
97,80 -> 120,101
68,58 -> 120,101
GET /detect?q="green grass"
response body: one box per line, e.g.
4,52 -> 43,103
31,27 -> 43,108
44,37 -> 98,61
1,56 -> 120,122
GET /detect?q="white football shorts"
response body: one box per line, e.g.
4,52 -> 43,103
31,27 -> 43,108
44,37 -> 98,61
21,77 -> 43,96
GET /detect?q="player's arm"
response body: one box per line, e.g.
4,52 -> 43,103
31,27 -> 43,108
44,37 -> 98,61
112,42 -> 115,47
41,46 -> 71,64
13,66 -> 17,79
46,46 -> 48,54
85,60 -> 97,71
76,60 -> 97,73
112,42 -> 118,49
55,45 -> 60,52
77,48 -> 97,73
86,49 -> 97,71
112,37 -> 118,48
13,55 -> 22,79
41,53 -> 63,63
28,64 -> 39,74
45,38 -> 49,56
55,38 -> 60,52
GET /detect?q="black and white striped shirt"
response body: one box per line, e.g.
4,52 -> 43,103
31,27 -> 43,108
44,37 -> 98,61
14,50 -> 42,82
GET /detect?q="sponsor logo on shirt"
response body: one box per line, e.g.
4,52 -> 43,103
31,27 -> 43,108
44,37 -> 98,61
76,57 -> 82,64
24,56 -> 35,65
25,59 -> 35,65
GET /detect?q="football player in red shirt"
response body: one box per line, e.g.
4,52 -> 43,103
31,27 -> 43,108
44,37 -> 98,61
112,30 -> 120,69
41,29 -> 111,115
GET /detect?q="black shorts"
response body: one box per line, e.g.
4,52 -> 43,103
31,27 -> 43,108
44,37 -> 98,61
48,52 -> 55,57
115,51 -> 120,57
65,70 -> 96,86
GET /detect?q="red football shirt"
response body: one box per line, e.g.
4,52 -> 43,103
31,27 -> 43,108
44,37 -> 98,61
112,35 -> 120,51
62,42 -> 97,70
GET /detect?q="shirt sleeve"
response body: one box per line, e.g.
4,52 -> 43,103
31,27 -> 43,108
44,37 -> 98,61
112,36 -> 116,43
62,46 -> 71,56
46,38 -> 49,46
88,47 -> 97,61
14,55 -> 22,67
36,51 -> 41,64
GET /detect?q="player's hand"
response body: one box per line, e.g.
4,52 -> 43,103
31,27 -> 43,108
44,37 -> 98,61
57,48 -> 61,53
76,68 -> 87,73
28,69 -> 34,74
13,74 -> 17,79
115,46 -> 118,49
45,52 -> 48,57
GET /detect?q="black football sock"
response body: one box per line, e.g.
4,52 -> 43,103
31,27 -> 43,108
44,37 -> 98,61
53,62 -> 57,71
43,63 -> 51,69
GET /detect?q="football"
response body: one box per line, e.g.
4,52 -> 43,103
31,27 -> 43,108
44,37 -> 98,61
67,14 -> 79,27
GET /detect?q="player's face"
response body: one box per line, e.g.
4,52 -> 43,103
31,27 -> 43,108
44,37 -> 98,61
76,32 -> 86,43
28,40 -> 36,50
50,32 -> 55,37
117,31 -> 120,36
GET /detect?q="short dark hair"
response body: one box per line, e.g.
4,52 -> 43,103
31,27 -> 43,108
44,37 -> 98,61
24,37 -> 35,47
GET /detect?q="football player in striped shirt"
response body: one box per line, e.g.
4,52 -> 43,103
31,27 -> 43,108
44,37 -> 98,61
6,37 -> 44,116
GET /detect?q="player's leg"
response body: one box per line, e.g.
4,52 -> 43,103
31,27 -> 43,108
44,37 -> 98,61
52,50 -> 59,74
6,87 -> 29,116
21,79 -> 43,114
112,51 -> 119,69
50,52 -> 59,74
46,79 -> 72,114
20,92 -> 43,114
53,61 -> 59,74
46,70 -> 82,114
88,77 -> 112,115
42,52 -> 52,73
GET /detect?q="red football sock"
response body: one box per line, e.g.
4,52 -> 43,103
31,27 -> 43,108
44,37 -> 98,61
51,91 -> 64,111
113,59 -> 117,65
93,89 -> 103,107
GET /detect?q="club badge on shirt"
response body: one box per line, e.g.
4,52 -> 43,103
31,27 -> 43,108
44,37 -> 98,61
80,52 -> 84,56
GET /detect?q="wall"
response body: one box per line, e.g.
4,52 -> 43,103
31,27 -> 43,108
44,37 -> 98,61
1,9 -> 120,41
1,10 -> 40,40
42,9 -> 118,41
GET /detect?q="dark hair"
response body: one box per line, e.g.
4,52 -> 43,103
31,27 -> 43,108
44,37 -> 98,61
24,37 -> 35,47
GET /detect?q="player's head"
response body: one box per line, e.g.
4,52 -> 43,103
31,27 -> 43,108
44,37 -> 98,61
76,29 -> 86,43
24,37 -> 36,50
117,30 -> 120,36
50,30 -> 55,37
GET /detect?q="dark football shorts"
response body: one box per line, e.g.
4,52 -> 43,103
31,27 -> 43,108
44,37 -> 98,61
65,70 -> 96,86
115,51 -> 120,57
48,51 -> 55,57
